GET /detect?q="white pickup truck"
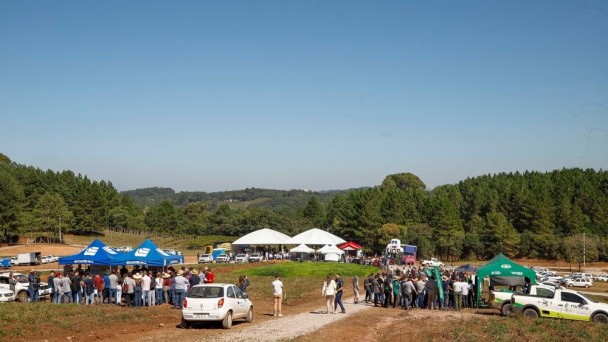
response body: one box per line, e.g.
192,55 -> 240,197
511,288 -> 608,323
491,284 -> 557,316
421,258 -> 444,267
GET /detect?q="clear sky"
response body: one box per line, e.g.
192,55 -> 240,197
1,1 -> 607,192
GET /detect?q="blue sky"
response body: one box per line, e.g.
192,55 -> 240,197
1,1 -> 607,192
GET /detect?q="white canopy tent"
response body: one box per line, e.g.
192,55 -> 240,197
317,244 -> 345,255
289,244 -> 315,253
286,228 -> 346,246
232,228 -> 291,245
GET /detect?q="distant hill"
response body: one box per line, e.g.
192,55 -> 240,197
121,186 -> 367,210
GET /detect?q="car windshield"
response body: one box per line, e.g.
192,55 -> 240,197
188,286 -> 224,298
201,254 -> 210,257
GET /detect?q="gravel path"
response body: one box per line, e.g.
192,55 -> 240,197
210,297 -> 373,342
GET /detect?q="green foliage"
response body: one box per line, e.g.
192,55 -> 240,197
381,172 -> 426,191
244,262 -> 379,277
0,168 -> 25,242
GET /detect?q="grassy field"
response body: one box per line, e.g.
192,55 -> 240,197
0,261 -> 379,340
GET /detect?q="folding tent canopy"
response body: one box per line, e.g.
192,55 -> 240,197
475,253 -> 537,307
338,241 -> 361,251
289,244 -> 315,253
58,239 -> 121,266
114,239 -> 183,267
317,244 -> 345,255
232,228 -> 291,245
286,228 -> 346,245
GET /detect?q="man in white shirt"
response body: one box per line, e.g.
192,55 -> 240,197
174,270 -> 188,309
453,279 -> 465,311
141,273 -> 151,306
461,278 -> 469,308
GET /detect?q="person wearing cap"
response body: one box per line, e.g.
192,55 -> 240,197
173,270 -> 188,309
133,272 -> 143,307
162,272 -> 171,305
189,269 -> 201,287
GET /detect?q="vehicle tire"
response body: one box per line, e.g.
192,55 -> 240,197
181,317 -> 191,329
501,303 -> 514,317
568,283 -> 573,287
585,284 -> 590,288
523,308 -> 539,318
592,313 -> 608,323
222,311 -> 233,329
18,291 -> 28,302
246,307 -> 253,323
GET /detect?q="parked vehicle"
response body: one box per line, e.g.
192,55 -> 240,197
0,258 -> 11,269
16,252 -> 41,266
235,254 -> 248,263
198,254 -> 213,264
0,272 -> 51,302
511,288 -> 608,323
248,253 -> 262,262
46,255 -> 59,263
40,256 -> 50,264
10,257 -> 17,265
215,254 -> 230,263
0,287 -> 15,302
566,278 -> 593,288
491,284 -> 556,316
181,283 -> 253,329
421,258 -> 444,267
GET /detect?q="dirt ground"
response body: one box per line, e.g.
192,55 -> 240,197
3,243 -> 608,342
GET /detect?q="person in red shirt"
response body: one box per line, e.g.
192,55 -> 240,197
93,274 -> 104,304
203,267 -> 214,283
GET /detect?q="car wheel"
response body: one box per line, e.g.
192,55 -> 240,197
585,284 -> 590,288
592,313 -> 608,323
222,311 -> 233,329
568,283 -> 573,287
501,303 -> 513,317
181,317 -> 191,329
523,308 -> 539,318
246,307 -> 253,323
18,291 -> 28,302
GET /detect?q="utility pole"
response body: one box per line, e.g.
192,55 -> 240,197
583,232 -> 586,268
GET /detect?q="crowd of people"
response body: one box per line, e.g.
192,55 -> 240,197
26,265 -> 220,308
360,264 -> 477,311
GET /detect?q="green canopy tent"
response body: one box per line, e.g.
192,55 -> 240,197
475,253 -> 537,307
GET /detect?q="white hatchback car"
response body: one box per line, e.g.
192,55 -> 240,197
235,254 -> 248,263
181,283 -> 253,329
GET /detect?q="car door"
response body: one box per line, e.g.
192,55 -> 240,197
558,292 -> 590,321
231,286 -> 248,317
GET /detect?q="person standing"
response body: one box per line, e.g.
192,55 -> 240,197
109,270 -> 118,305
28,270 -> 39,302
453,278 -> 464,311
83,273 -> 95,305
189,269 -> 201,288
352,275 -> 360,304
271,274 -> 283,317
392,277 -> 401,309
61,273 -> 72,304
162,272 -> 171,305
141,272 -> 151,306
321,275 -> 336,314
93,274 -> 104,304
363,275 -> 372,303
237,275 -> 250,296
173,270 -> 188,309
334,273 -> 345,313
72,271 -> 83,305
133,273 -> 143,307
425,275 -> 439,310
154,272 -> 163,305
372,274 -> 381,306
123,273 -> 136,307
53,273 -> 63,304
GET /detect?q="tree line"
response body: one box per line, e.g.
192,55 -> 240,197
1,153 -> 607,263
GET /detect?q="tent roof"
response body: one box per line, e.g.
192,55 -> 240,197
232,228 -> 291,245
338,241 -> 361,250
113,239 -> 183,267
477,253 -> 536,283
289,244 -> 315,253
58,239 -> 121,266
317,244 -> 345,255
286,228 -> 346,245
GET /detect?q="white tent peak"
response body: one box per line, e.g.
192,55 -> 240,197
232,228 -> 291,245
289,244 -> 315,253
286,228 -> 346,245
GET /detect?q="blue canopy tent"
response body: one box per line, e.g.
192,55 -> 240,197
113,239 -> 183,267
58,239 -> 121,265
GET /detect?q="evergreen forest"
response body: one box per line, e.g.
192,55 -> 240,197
1,152 -> 607,263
